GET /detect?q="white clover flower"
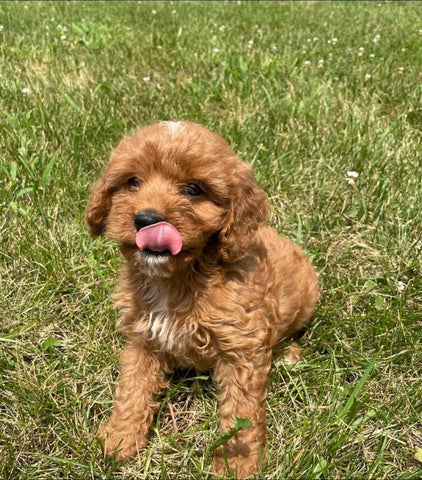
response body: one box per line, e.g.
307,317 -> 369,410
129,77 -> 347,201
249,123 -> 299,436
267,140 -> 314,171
396,281 -> 406,293
373,34 -> 381,43
61,35 -> 66,41
213,48 -> 219,53
219,25 -> 226,32
318,59 -> 324,68
358,47 -> 364,57
0,25 -> 4,32
369,53 -> 375,58
398,67 -> 404,74
151,9 -> 157,15
304,60 -> 311,66
142,76 -> 150,82
331,37 -> 338,44
313,37 -> 319,42
248,39 -> 254,47
346,171 -> 359,186
364,74 -> 372,81
22,87 -> 30,95
271,45 -> 277,51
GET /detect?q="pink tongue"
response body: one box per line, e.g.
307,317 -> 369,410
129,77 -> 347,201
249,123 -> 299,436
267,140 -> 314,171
135,222 -> 183,255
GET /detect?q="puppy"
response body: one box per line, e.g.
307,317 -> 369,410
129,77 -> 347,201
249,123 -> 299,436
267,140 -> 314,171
86,121 -> 319,478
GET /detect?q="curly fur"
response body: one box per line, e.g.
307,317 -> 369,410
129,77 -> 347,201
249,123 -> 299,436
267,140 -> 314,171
86,121 -> 319,478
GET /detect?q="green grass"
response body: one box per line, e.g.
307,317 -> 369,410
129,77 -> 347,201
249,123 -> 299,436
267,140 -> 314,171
1,1 -> 421,478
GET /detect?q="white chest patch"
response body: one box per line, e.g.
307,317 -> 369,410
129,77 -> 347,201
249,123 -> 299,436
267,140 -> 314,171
134,288 -> 179,351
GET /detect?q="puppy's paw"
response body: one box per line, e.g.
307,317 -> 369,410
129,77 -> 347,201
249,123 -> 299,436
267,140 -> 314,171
98,422 -> 147,461
282,341 -> 302,365
212,452 -> 260,479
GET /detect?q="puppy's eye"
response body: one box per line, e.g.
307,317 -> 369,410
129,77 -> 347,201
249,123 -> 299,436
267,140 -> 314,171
184,182 -> 204,197
127,177 -> 141,188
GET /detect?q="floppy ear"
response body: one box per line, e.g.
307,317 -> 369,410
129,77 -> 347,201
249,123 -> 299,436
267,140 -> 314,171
85,177 -> 112,237
218,163 -> 269,263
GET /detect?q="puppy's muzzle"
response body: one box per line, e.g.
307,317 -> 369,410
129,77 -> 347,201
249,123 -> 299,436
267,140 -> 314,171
134,210 -> 183,256
134,210 -> 165,232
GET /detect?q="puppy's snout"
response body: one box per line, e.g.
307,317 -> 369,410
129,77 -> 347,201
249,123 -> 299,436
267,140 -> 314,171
134,210 -> 165,231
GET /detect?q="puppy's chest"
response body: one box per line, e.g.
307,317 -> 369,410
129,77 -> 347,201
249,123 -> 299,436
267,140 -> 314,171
133,293 -> 217,365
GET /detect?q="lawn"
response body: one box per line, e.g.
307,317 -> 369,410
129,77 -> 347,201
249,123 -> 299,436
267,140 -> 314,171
0,1 -> 421,478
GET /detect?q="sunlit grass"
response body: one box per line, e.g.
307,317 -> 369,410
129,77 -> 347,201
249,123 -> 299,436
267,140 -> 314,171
1,1 -> 421,478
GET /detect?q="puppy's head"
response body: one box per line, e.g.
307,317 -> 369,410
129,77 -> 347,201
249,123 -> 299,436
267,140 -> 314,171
86,121 -> 268,276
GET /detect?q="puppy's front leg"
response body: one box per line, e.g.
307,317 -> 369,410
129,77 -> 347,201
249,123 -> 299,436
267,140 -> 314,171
98,337 -> 169,460
212,353 -> 271,478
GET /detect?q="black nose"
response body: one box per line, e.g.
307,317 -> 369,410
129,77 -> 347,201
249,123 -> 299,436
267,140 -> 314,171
134,210 -> 165,231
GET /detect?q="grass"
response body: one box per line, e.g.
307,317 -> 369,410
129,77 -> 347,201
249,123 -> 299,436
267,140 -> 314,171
0,1 -> 421,478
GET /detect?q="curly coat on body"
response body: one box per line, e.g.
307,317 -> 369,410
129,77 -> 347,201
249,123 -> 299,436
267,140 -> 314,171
86,121 -> 319,478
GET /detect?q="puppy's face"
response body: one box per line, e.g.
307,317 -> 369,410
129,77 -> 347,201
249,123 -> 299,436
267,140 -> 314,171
86,122 -> 268,277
